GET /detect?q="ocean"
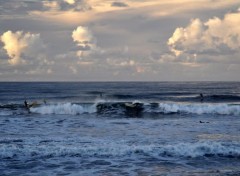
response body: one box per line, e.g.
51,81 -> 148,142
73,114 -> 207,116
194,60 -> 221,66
0,82 -> 240,176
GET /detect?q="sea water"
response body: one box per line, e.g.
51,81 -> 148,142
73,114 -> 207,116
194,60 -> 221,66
0,82 -> 240,176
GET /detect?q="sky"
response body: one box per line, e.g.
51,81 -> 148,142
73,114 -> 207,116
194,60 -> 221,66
0,0 -> 240,81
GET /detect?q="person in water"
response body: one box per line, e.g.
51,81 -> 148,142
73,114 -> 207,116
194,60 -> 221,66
200,93 -> 204,102
24,100 -> 35,108
24,100 -> 30,113
24,100 -> 28,108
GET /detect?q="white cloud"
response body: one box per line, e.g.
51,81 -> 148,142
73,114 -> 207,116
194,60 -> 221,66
72,26 -> 96,57
64,0 -> 76,5
168,11 -> 240,61
43,1 -> 60,11
72,26 -> 93,43
0,30 -> 44,65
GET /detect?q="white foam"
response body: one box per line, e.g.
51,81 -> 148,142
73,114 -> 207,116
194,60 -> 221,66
147,103 -> 240,115
0,111 -> 13,116
161,141 -> 240,157
30,103 -> 96,115
29,101 -> 240,116
0,139 -> 239,159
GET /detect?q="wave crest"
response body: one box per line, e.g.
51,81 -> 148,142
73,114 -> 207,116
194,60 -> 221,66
30,103 -> 96,115
150,103 -> 240,115
29,102 -> 240,116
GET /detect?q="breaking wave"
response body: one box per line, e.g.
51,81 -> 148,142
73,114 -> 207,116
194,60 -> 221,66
1,101 -> 240,116
29,102 -> 240,116
148,102 -> 240,115
0,139 -> 239,159
30,103 -> 96,115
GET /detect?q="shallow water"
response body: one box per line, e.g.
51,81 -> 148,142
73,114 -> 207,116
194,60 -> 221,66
0,82 -> 240,175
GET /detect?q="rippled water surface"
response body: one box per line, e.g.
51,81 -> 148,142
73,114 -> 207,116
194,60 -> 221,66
0,82 -> 240,175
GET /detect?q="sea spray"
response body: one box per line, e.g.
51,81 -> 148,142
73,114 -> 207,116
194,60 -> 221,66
30,103 -> 96,115
29,102 -> 240,116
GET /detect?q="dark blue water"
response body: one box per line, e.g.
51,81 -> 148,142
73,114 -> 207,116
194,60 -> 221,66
0,82 -> 240,175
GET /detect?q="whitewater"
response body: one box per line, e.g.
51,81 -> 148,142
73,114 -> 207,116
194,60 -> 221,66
0,82 -> 240,175
29,101 -> 240,116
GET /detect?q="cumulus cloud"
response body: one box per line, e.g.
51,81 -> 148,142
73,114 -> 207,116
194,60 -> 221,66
0,30 -> 44,65
64,0 -> 76,5
72,26 -> 96,57
168,11 -> 240,60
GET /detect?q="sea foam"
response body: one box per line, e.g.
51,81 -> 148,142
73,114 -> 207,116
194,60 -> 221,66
30,103 -> 96,115
0,139 -> 239,159
30,102 -> 240,116
147,103 -> 240,115
0,111 -> 13,116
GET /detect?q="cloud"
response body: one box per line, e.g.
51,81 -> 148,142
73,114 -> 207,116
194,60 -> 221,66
0,0 -> 43,15
64,0 -> 76,5
0,30 -> 44,65
111,2 -> 128,7
43,1 -> 60,11
72,26 -> 96,57
107,58 -> 135,67
168,10 -> 240,61
42,0 -> 91,11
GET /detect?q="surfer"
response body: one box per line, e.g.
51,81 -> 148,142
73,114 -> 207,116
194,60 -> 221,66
200,93 -> 204,102
24,100 -> 30,113
24,100 -> 40,109
24,100 -> 29,108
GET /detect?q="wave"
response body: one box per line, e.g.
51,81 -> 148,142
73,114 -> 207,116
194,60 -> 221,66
0,140 -> 239,159
1,101 -> 240,116
102,93 -> 240,102
167,94 -> 240,103
27,102 -> 240,116
0,111 -> 13,116
29,102 -> 240,116
147,103 -> 240,115
203,95 -> 240,102
0,104 -> 23,109
30,103 -> 96,115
